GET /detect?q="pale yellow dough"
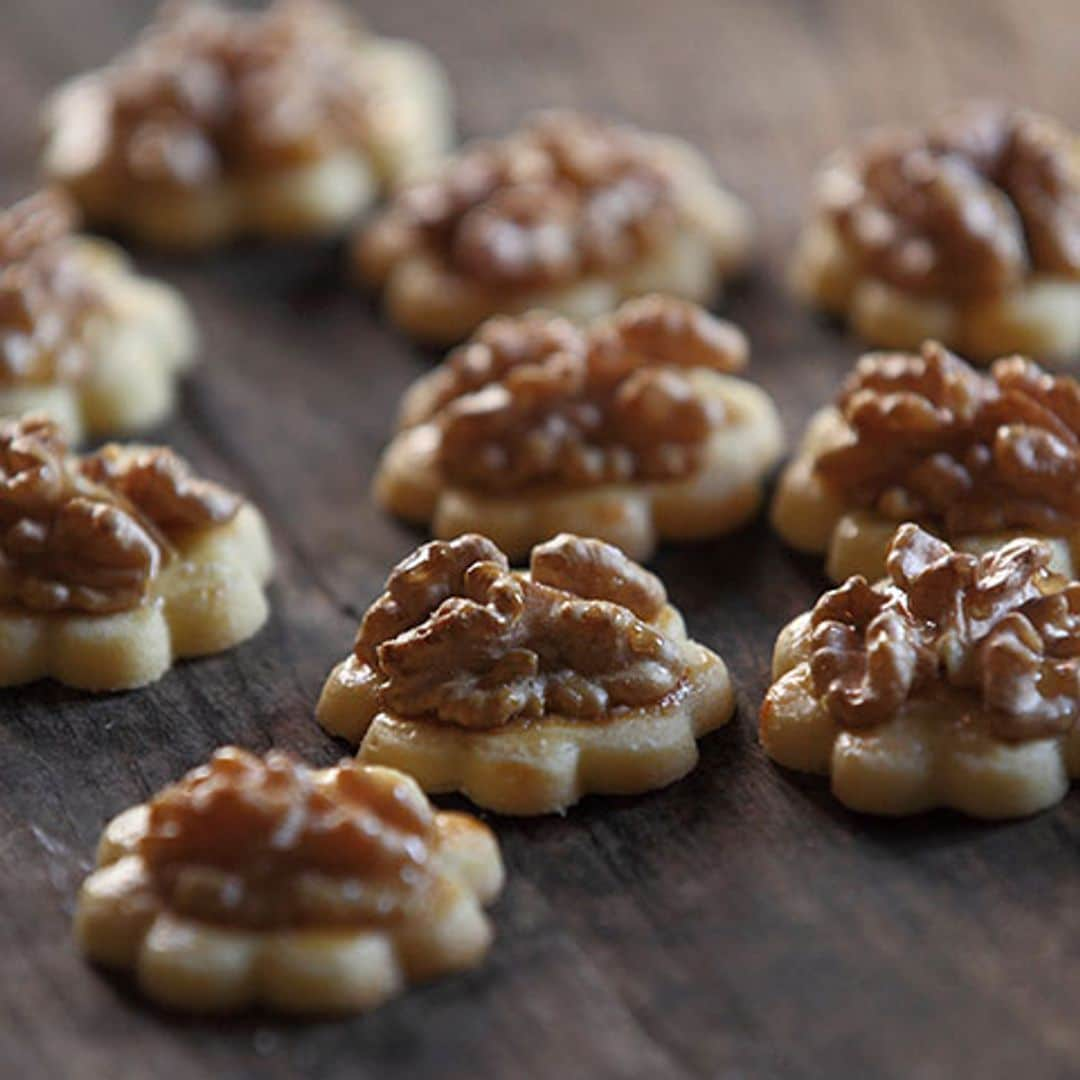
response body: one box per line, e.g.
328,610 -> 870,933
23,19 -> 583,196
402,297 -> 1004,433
359,137 -> 754,345
770,404 -> 1080,582
318,602 -> 735,816
0,501 -> 274,691
791,218 -> 1080,363
43,39 -> 452,249
75,767 -> 504,1014
377,370 -> 785,563
761,611 -> 1080,819
0,238 -> 196,442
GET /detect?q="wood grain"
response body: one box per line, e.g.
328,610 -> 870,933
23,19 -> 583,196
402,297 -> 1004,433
2,1 -> 1079,1076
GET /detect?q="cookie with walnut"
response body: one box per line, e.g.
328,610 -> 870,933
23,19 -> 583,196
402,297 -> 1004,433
772,341 -> 1080,582
761,523 -> 1080,819
0,190 -> 195,441
375,296 -> 783,562
317,532 -> 735,815
42,0 -> 452,249
355,110 -> 753,343
75,747 -> 503,1014
0,415 -> 273,690
791,103 -> 1080,361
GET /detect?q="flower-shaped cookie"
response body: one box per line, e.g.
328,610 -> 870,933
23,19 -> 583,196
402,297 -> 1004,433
772,341 -> 1080,582
75,747 -> 504,1013
0,190 -> 195,441
354,110 -> 753,343
761,524 -> 1080,819
317,532 -> 735,815
375,295 -> 783,561
791,102 -> 1080,361
43,0 -> 452,249
0,415 -> 273,690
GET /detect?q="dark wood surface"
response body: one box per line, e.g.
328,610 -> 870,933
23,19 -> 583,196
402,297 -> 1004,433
3,1 -> 1080,1077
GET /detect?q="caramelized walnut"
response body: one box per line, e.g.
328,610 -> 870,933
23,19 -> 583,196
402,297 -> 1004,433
3,496 -> 161,615
0,416 -> 159,613
411,297 -> 745,493
0,415 -> 244,614
0,190 -> 100,386
530,532 -> 667,620
816,341 -> 1080,537
0,189 -> 79,263
355,533 -> 687,728
590,293 -> 749,374
374,111 -> 679,291
808,523 -> 1080,739
0,413 -> 70,516
453,182 -> 584,289
400,312 -> 588,429
139,747 -> 435,929
822,104 -> 1080,301
66,0 -> 374,189
979,588 -> 1080,737
356,533 -> 508,666
81,445 -> 241,534
931,103 -> 1080,278
808,575 -> 935,729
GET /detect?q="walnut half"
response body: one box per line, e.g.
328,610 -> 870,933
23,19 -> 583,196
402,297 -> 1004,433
822,103 -> 1080,302
0,414 -> 242,614
808,522 -> 1080,740
81,445 -> 241,533
0,189 -> 100,386
815,341 -> 1080,537
401,295 -> 748,495
372,111 -> 680,293
355,532 -> 688,728
52,0 -> 375,189
140,746 -> 435,930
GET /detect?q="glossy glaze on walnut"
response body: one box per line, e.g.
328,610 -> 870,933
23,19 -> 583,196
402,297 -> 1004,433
364,111 -> 682,291
403,295 -> 748,493
139,747 -> 436,929
354,532 -> 688,729
0,190 -> 102,386
809,523 -> 1080,739
54,0 -> 375,189
0,415 -> 240,613
820,103 -> 1080,301
816,341 -> 1080,536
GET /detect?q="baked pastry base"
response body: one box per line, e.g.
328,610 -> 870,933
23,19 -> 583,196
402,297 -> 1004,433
0,502 -> 273,691
771,404 -> 1080,581
792,218 -> 1080,362
44,39 -> 452,249
0,239 -> 196,442
358,138 -> 753,345
761,611 -> 1080,819
317,604 -> 735,815
75,772 -> 503,1014
376,371 -> 784,562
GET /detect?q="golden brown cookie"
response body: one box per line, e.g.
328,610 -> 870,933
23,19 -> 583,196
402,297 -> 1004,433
771,341 -> 1080,582
75,747 -> 503,1013
354,110 -> 753,344
375,295 -> 783,561
791,103 -> 1080,361
761,523 -> 1080,819
317,533 -> 735,815
0,190 -> 195,440
0,415 -> 273,690
43,0 -> 452,249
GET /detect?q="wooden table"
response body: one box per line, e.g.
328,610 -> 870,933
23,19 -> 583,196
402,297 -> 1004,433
2,1 -> 1079,1076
